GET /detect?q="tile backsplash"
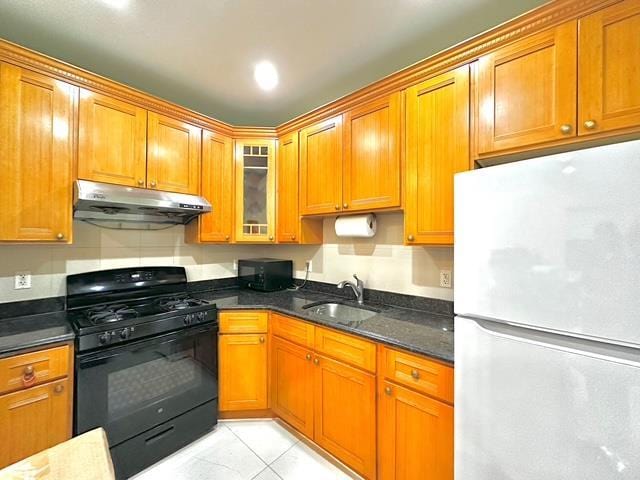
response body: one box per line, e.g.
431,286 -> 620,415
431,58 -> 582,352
0,213 -> 453,304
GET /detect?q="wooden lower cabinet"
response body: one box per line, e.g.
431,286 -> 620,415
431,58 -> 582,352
378,380 -> 453,480
271,336 -> 314,438
219,334 -> 268,412
0,378 -> 71,468
313,354 -> 376,479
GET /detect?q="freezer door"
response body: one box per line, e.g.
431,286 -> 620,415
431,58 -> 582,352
455,316 -> 640,480
454,139 -> 640,346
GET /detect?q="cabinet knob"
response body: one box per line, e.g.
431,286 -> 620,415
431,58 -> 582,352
269,236 -> 274,241
150,181 -> 157,188
584,119 -> 597,130
313,357 -> 320,366
137,179 -> 144,186
334,205 -> 340,210
23,365 -> 34,376
384,386 -> 393,396
54,384 -> 64,394
305,353 -> 312,361
291,235 -> 296,241
56,232 -> 65,240
407,234 -> 415,242
225,235 -> 230,241
411,369 -> 420,380
259,336 -> 265,343
343,203 -> 348,209
560,124 -> 572,134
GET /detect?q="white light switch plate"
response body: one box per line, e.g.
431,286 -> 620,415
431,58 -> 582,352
306,260 -> 313,273
15,271 -> 32,289
440,270 -> 452,288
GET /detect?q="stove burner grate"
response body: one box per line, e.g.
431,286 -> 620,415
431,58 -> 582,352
86,304 -> 139,324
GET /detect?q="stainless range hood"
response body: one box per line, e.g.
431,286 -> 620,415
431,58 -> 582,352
73,180 -> 211,226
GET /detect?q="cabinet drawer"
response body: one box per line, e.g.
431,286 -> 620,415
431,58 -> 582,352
271,313 -> 314,348
219,311 -> 268,334
0,345 -> 70,396
314,327 -> 376,373
381,347 -> 453,404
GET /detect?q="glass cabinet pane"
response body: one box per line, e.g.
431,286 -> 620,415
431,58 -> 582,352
242,145 -> 270,236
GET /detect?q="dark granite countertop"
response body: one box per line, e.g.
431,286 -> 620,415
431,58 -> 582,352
0,311 -> 75,358
193,287 -> 454,364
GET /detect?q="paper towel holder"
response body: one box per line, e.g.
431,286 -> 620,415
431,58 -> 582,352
334,213 -> 377,238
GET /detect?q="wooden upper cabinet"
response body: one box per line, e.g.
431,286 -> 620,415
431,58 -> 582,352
299,116 -> 343,215
197,129 -> 234,242
147,112 -> 201,194
234,139 -> 276,243
0,63 -> 77,243
578,0 -> 640,136
343,92 -> 401,212
405,64 -> 470,245
78,89 -> 147,187
476,21 -> 577,155
378,380 -> 453,480
277,131 -> 301,242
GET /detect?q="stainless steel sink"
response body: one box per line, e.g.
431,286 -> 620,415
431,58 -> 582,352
303,302 -> 379,322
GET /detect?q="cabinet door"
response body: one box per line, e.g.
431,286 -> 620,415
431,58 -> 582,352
343,93 -> 401,212
78,89 -> 147,187
378,380 -> 453,480
313,354 -> 376,479
235,139 -> 276,243
0,63 -> 77,243
579,0 -> 640,136
199,129 -> 233,242
0,379 -> 71,468
477,21 -> 577,154
277,131 -> 300,242
147,112 -> 201,194
405,65 -> 469,245
299,116 -> 343,215
271,336 -> 314,438
219,334 -> 268,411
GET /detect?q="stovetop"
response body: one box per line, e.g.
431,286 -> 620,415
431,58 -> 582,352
69,294 -> 213,329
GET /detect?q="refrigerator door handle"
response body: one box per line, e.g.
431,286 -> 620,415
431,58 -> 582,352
470,317 -> 640,368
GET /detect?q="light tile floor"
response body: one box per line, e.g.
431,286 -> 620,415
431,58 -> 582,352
130,420 -> 360,480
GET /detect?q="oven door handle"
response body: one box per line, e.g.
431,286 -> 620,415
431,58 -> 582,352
76,322 -> 218,366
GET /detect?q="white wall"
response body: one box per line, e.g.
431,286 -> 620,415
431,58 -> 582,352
0,213 -> 453,304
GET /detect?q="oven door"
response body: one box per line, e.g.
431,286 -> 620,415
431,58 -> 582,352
75,323 -> 218,447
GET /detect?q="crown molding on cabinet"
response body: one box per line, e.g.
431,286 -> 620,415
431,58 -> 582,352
0,0 -> 621,139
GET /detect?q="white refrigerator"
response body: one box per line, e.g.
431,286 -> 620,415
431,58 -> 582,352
454,139 -> 640,479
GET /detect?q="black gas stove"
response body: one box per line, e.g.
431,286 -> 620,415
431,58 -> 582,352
68,267 -> 219,479
67,266 -> 217,352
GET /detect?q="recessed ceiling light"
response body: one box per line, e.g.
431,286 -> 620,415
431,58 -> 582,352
254,61 -> 278,91
99,0 -> 129,9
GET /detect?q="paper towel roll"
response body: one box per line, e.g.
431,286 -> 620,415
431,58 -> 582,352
334,214 -> 377,238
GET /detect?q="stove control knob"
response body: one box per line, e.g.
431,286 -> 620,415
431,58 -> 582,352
184,314 -> 192,325
197,312 -> 205,322
120,328 -> 130,340
98,333 -> 110,345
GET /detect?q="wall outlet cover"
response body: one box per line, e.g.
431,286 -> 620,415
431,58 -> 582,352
440,270 -> 452,288
305,260 -> 313,273
15,271 -> 32,290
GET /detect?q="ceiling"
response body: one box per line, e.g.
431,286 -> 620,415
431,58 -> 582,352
0,0 -> 546,127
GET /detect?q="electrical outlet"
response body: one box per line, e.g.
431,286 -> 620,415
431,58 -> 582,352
14,271 -> 32,290
233,261 -> 238,271
440,270 -> 452,288
305,260 -> 313,273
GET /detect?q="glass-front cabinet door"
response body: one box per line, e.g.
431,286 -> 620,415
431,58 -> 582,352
234,139 -> 276,242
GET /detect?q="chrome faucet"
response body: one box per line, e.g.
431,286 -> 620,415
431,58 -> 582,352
337,274 -> 365,305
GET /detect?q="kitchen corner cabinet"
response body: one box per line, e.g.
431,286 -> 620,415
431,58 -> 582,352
186,129 -> 234,243
299,116 -> 344,215
343,92 -> 401,212
234,139 -> 276,243
78,89 -> 147,188
147,112 -> 201,194
0,344 -> 73,468
276,132 -> 323,244
219,311 -> 269,412
476,21 -> 577,155
0,63 -> 77,243
405,64 -> 470,245
578,0 -> 640,136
